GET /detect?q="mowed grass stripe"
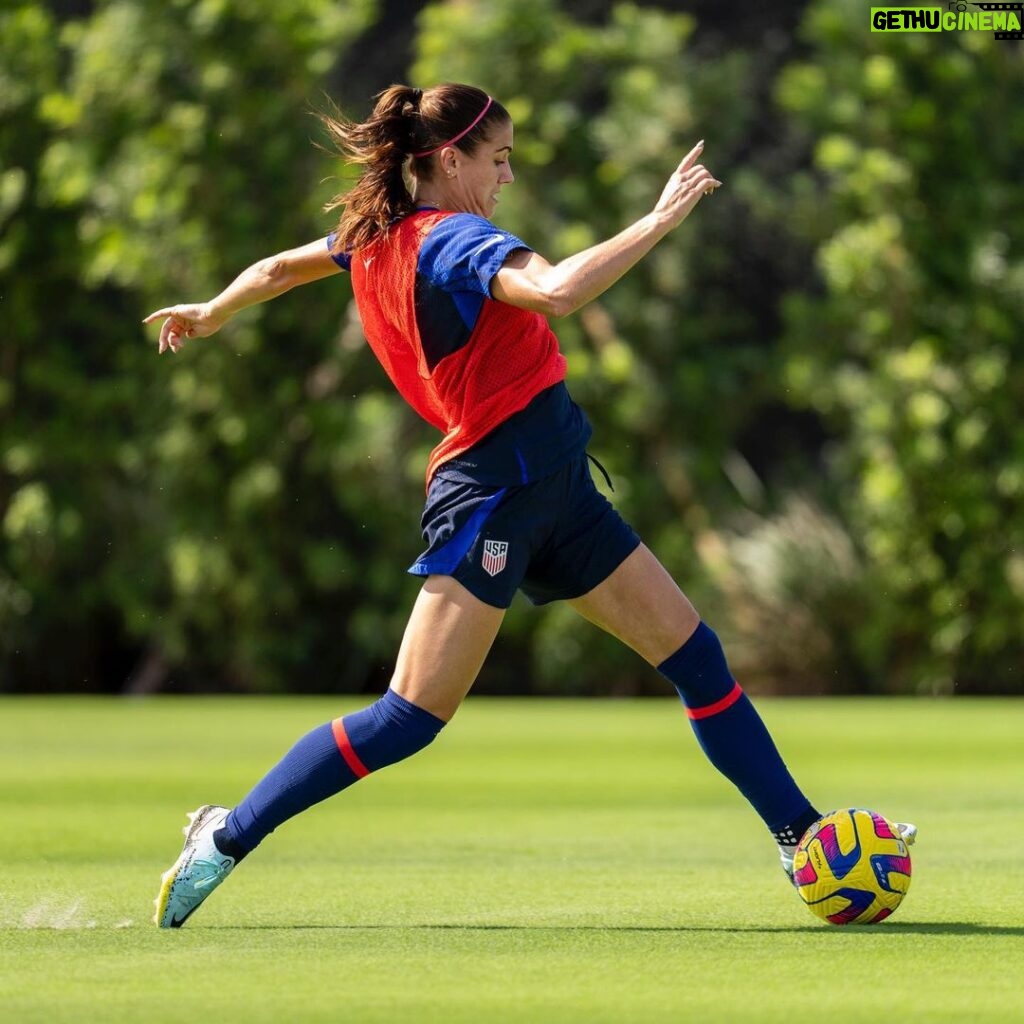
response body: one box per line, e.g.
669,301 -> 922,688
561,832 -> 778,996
1,697 -> 1022,1023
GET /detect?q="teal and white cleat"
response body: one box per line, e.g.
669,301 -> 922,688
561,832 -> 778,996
894,821 -> 918,847
154,805 -> 236,928
779,819 -> 917,879
779,843 -> 799,879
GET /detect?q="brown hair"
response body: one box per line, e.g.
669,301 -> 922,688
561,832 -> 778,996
321,83 -> 509,254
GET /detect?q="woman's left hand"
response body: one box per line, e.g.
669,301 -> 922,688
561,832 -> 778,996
652,141 -> 722,228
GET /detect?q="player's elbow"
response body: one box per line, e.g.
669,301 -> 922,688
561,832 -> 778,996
260,250 -> 320,291
494,261 -> 580,317
257,256 -> 291,289
543,292 -> 578,319
529,275 -> 579,318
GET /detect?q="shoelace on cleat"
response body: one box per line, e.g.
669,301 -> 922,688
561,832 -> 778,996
188,857 -> 232,891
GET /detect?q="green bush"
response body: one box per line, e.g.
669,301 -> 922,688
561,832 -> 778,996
774,1 -> 1024,693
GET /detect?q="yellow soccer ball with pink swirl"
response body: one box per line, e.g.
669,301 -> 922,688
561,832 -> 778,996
793,808 -> 912,925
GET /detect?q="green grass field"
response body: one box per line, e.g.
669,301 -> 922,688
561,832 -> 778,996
2,696 -> 1022,1023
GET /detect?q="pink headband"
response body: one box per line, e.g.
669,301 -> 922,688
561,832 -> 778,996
412,96 -> 493,159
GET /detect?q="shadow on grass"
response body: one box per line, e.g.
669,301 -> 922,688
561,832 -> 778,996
207,922 -> 1024,936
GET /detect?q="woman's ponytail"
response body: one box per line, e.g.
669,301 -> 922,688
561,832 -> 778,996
321,85 -> 421,253
321,83 -> 508,253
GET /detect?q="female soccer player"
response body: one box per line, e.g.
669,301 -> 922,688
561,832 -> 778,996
146,83 -> 912,928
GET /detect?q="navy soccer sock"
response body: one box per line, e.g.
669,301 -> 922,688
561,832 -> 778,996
657,622 -> 818,840
221,688 -> 445,855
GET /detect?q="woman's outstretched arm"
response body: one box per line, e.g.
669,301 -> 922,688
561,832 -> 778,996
491,141 -> 720,318
143,238 -> 343,354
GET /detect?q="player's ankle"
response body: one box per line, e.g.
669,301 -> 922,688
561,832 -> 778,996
771,806 -> 821,849
213,826 -> 249,863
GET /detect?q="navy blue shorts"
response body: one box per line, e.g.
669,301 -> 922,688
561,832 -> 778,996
409,454 -> 641,609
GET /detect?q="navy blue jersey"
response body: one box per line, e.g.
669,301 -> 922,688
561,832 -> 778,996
435,382 -> 591,486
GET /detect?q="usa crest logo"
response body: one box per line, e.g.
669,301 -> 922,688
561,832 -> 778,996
481,539 -> 509,577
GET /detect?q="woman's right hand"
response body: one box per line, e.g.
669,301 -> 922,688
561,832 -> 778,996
142,302 -> 225,355
653,141 -> 722,227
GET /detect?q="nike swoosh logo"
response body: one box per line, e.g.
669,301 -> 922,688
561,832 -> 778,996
475,235 -> 506,254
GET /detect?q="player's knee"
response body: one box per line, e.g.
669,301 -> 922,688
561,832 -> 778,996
340,688 -> 447,773
656,620 -> 737,708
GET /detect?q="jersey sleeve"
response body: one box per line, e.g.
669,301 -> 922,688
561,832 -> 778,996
418,214 -> 532,297
325,233 -> 352,271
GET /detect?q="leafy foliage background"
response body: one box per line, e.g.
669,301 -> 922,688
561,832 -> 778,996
2,0 -> 1021,695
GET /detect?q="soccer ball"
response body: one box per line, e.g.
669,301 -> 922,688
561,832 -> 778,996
793,808 -> 912,925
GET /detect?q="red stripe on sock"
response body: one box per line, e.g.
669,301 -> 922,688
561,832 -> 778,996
686,681 -> 744,720
331,718 -> 370,778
